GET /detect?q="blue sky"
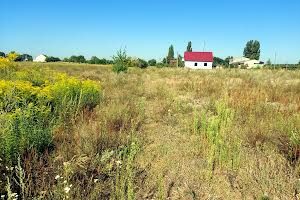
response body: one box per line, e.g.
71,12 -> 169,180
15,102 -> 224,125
1,0 -> 300,63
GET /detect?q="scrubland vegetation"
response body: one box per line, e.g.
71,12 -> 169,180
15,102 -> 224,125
0,59 -> 300,199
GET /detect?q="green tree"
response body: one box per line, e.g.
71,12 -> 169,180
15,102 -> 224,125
167,45 -> 174,64
0,52 -> 5,57
178,54 -> 184,67
112,48 -> 129,73
77,55 -> 86,63
89,56 -> 100,64
186,41 -> 192,52
46,56 -> 61,62
137,58 -> 148,68
213,57 -> 228,67
68,55 -> 86,63
266,59 -> 271,65
148,59 -> 157,66
243,40 -> 261,60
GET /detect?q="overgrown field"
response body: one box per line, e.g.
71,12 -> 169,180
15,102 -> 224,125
1,61 -> 300,199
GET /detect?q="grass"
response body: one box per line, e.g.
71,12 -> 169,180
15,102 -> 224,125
1,62 -> 300,199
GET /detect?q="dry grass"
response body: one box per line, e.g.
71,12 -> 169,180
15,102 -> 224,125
1,63 -> 300,199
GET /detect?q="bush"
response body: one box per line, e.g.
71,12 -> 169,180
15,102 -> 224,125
112,49 -> 129,73
0,60 -> 101,164
137,59 -> 148,68
112,63 -> 128,73
0,57 -> 18,79
148,59 -> 157,66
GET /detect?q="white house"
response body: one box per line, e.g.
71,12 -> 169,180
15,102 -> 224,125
230,57 -> 264,68
184,52 -> 213,69
33,54 -> 47,62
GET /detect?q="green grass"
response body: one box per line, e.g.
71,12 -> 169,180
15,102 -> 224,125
1,62 -> 300,199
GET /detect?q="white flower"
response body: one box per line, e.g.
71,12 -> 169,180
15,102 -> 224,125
116,160 -> 122,165
64,186 -> 71,194
94,179 -> 98,183
55,175 -> 60,180
63,180 -> 67,184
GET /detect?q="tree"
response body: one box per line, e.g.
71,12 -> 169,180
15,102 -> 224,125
137,59 -> 148,68
0,52 -> 5,57
46,56 -> 61,62
213,57 -> 228,67
89,56 -> 100,64
224,56 -> 233,68
266,59 -> 272,65
77,55 -> 86,63
68,55 -> 86,63
243,40 -> 261,60
16,54 -> 33,62
112,48 -> 129,73
186,41 -> 192,52
177,54 -> 184,67
148,59 -> 157,66
167,45 -> 174,64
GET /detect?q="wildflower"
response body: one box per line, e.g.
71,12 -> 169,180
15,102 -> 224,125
94,179 -> 98,183
64,186 -> 71,194
63,180 -> 67,184
55,175 -> 60,180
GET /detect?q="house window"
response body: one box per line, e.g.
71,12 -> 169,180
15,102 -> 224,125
204,63 -> 208,66
194,63 -> 197,66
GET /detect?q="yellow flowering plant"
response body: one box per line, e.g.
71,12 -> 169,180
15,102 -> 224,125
0,60 -> 101,164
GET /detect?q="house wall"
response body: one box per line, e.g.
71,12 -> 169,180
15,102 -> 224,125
34,55 -> 47,62
184,61 -> 213,69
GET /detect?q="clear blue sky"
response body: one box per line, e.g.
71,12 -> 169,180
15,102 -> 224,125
1,0 -> 300,63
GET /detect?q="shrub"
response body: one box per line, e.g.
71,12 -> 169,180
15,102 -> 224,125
0,57 -> 18,79
137,59 -> 148,69
0,60 -> 101,164
112,49 -> 129,73
112,63 -> 128,73
148,59 -> 157,66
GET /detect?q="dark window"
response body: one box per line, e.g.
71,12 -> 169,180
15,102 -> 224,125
204,63 -> 208,66
194,63 -> 197,66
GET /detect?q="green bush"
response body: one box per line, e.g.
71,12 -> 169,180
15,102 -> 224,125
148,59 -> 157,66
137,59 -> 148,69
112,63 -> 128,73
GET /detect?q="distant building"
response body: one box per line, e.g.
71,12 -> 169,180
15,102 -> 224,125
34,54 -> 47,62
184,52 -> 213,69
230,57 -> 264,68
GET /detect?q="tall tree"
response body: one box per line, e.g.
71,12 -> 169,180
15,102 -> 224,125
186,41 -> 192,52
243,40 -> 261,60
0,52 -> 5,57
167,45 -> 174,64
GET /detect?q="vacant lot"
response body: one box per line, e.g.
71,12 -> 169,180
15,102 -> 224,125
1,62 -> 300,199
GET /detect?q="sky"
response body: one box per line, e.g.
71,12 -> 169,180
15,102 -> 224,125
1,0 -> 300,63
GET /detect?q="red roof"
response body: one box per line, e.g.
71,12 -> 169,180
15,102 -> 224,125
184,52 -> 213,62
